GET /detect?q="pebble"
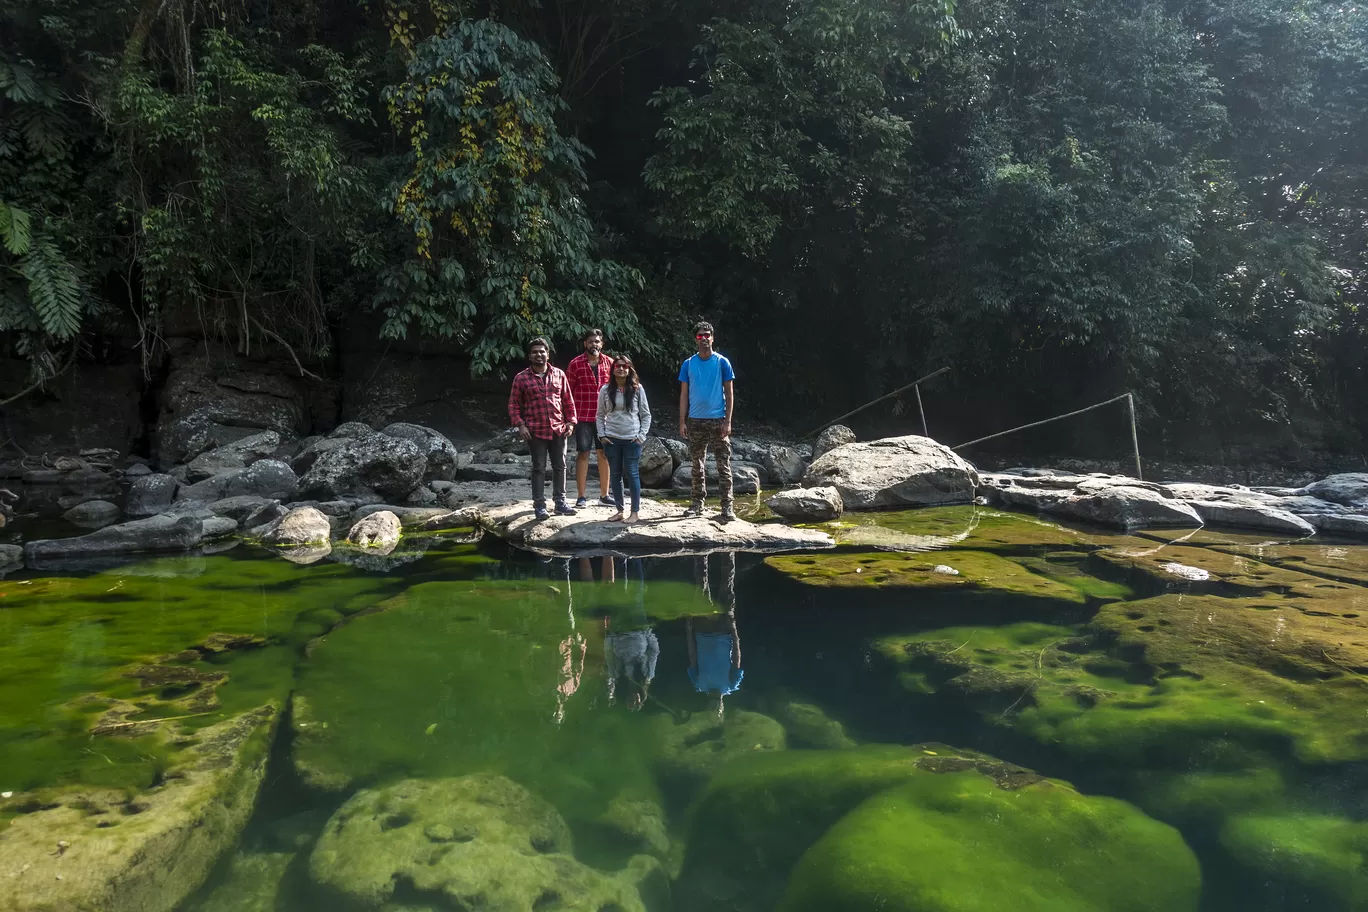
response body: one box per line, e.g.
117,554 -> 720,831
932,565 -> 961,575
1,791 -> 11,798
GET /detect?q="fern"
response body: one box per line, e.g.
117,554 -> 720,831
0,201 -> 32,255
17,235 -> 83,339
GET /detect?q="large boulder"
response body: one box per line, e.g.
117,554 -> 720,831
1044,478 -> 1202,530
308,775 -> 655,912
25,514 -> 204,562
379,423 -> 459,482
183,431 -> 282,482
763,446 -> 808,485
813,425 -> 856,461
176,460 -> 299,504
347,510 -> 402,549
766,486 -> 843,522
154,354 -> 306,465
298,434 -> 426,501
802,435 -> 978,509
127,473 -> 179,517
653,710 -> 787,790
639,437 -> 674,488
62,499 -> 122,529
1298,473 -> 1368,509
0,707 -> 277,912
258,506 -> 331,546
671,459 -> 762,495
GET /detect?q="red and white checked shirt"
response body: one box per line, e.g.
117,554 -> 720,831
508,365 -> 577,440
566,352 -> 614,422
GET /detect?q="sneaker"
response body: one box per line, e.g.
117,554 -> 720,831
534,506 -> 550,520
574,496 -> 587,508
554,502 -> 578,516
717,507 -> 736,523
598,495 -> 616,507
682,502 -> 704,518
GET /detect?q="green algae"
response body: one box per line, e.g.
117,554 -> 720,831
1220,813 -> 1368,909
1211,541 -> 1368,587
834,505 -> 1145,552
1092,543 -> 1368,602
765,549 -> 1089,603
778,770 -> 1201,912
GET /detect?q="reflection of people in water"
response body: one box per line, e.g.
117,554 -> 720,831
602,557 -> 658,710
687,551 -> 741,718
554,558 -> 589,725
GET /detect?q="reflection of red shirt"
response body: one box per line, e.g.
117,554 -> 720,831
567,353 -> 614,422
508,366 -> 576,440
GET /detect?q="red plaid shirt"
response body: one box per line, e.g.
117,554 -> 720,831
508,366 -> 577,440
566,352 -> 614,422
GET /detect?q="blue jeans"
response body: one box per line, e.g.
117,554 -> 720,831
604,438 -> 642,513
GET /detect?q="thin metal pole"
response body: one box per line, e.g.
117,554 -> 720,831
803,366 -> 950,439
1127,392 -> 1143,480
915,382 -> 928,437
952,393 -> 1132,450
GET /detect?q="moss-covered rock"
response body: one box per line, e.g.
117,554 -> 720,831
1220,813 -> 1368,910
778,769 -> 1201,912
308,774 -> 655,912
1092,544 -> 1367,602
0,706 -> 277,912
765,549 -> 1089,603
776,701 -> 857,750
183,850 -> 296,912
652,709 -> 787,791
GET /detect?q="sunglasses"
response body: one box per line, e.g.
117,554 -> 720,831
695,334 -> 712,340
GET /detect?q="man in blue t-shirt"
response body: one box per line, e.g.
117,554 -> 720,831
677,321 -> 736,521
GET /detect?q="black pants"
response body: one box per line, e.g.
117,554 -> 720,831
529,435 -> 568,508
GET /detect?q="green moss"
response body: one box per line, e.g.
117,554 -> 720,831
1092,544 -> 1365,601
1220,813 -> 1368,909
1010,554 -> 1134,601
766,549 -> 1088,603
835,505 -> 1145,552
1212,541 -> 1368,588
1122,766 -> 1287,831
778,771 -> 1200,912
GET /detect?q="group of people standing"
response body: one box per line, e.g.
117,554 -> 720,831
508,322 -> 737,522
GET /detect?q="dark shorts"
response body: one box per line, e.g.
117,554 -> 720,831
574,422 -> 602,454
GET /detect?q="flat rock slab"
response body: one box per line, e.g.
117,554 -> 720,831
479,498 -> 833,556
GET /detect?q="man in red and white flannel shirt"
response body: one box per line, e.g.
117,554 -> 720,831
508,337 -> 578,518
566,328 -> 614,507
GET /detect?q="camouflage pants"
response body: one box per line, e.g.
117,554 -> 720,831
687,418 -> 733,508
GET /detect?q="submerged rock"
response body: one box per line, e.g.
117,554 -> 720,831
676,745 -> 1198,912
308,774 -> 654,912
1220,813 -> 1368,910
803,435 -> 979,509
766,486 -> 842,522
182,850 -> 295,912
62,498 -> 121,528
653,709 -> 787,789
0,706 -> 277,912
776,701 -> 857,750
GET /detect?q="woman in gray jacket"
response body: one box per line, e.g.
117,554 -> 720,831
596,356 -> 652,523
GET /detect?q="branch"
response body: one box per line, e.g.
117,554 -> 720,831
247,315 -> 324,381
0,343 -> 79,406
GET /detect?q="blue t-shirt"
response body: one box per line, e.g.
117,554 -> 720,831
678,353 -> 735,420
689,632 -> 744,695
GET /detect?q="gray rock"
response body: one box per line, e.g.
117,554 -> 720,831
1309,513 -> 1368,539
456,462 -> 529,483
1299,473 -> 1368,509
671,460 -> 762,496
177,460 -> 299,503
207,495 -> 277,523
661,437 -> 689,469
184,431 -> 282,482
62,499 -> 122,528
347,511 -> 402,548
380,423 -> 459,482
479,497 -> 832,555
124,462 -> 153,477
766,486 -> 843,522
1181,499 -> 1316,537
127,473 -> 179,517
0,543 -> 24,567
308,775 -> 652,912
763,446 -> 808,485
202,516 -> 239,539
639,437 -> 674,488
259,506 -> 331,546
474,427 -> 529,460
803,435 -> 978,509
405,484 -> 438,506
243,501 -> 289,534
328,421 -> 375,438
1046,479 -> 1202,530
299,435 -> 426,502
352,504 -> 480,529
25,514 -> 204,561
290,436 -> 348,475
155,358 -> 305,464
285,499 -> 356,518
812,424 -> 856,461
277,542 -> 332,565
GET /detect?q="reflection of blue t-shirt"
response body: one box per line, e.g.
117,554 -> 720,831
679,353 -> 735,420
689,632 -> 744,694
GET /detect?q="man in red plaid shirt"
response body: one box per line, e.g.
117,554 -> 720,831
566,328 -> 614,508
508,337 -> 578,519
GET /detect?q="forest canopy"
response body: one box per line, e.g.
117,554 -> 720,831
1,0 -> 1365,444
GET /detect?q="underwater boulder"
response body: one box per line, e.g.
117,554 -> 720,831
652,709 -> 787,791
1219,812 -> 1368,910
308,774 -> 655,912
776,701 -> 857,750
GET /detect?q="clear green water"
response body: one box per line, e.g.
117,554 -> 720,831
2,507 -> 1367,911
